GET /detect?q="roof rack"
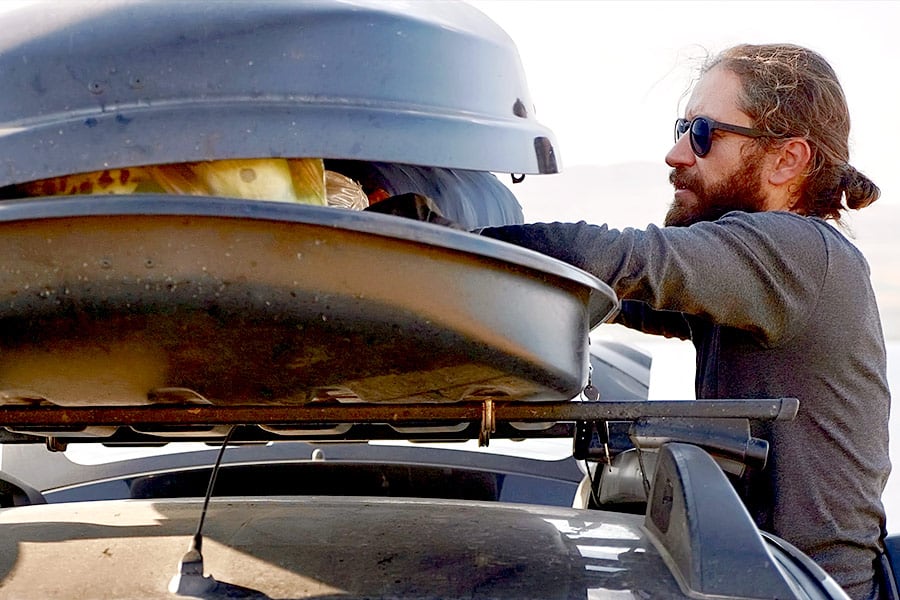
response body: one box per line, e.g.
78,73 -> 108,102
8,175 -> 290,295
0,396 -> 797,448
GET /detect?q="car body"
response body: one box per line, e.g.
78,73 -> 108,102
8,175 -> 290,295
0,440 -> 851,600
0,1 -> 894,599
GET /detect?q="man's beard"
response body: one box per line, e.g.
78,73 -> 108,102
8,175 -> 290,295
664,155 -> 769,227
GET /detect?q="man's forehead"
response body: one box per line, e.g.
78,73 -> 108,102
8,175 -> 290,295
684,67 -> 751,125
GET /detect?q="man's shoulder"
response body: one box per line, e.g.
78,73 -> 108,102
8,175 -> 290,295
716,210 -> 867,265
717,210 -> 844,242
719,209 -> 817,227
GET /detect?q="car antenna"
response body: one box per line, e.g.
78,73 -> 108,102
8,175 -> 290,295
168,426 -> 269,598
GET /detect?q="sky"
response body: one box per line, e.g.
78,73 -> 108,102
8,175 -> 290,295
468,1 -> 899,206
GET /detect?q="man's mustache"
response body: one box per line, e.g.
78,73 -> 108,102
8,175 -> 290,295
669,168 -> 698,191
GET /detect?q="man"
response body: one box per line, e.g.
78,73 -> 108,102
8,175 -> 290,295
479,44 -> 891,600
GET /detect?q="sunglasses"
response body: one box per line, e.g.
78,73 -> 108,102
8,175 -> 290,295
674,116 -> 772,157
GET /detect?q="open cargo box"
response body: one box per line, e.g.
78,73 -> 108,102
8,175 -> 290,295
0,0 -> 597,442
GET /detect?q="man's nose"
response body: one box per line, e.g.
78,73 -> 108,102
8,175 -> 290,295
666,133 -> 695,168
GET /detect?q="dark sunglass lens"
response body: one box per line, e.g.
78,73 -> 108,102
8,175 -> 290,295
674,118 -> 690,142
690,117 -> 712,156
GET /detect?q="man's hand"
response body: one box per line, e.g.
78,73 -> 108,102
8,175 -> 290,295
363,193 -> 465,229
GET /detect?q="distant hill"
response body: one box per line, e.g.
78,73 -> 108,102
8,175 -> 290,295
504,162 -> 899,339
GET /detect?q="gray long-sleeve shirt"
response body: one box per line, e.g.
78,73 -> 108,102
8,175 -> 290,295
481,211 -> 891,599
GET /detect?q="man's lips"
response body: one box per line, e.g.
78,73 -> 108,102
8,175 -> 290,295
673,187 -> 697,203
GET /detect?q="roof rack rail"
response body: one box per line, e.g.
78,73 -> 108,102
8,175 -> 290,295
0,397 -> 799,449
645,442 -> 799,599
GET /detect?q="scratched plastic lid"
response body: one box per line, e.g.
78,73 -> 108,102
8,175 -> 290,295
0,0 -> 559,189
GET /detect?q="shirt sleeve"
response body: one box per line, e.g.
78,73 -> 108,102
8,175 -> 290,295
479,211 -> 828,347
615,300 -> 693,340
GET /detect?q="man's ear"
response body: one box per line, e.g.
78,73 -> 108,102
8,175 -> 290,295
768,138 -> 812,186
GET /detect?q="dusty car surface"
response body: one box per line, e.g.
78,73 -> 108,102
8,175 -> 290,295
0,445 -> 847,600
0,1 -> 896,599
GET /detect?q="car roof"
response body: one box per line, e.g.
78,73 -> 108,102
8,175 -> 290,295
0,442 -> 831,600
0,496 -> 681,599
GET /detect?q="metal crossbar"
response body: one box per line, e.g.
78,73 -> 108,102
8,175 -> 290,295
0,398 -> 798,427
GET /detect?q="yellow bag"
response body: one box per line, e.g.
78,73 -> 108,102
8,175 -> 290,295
17,158 -> 353,208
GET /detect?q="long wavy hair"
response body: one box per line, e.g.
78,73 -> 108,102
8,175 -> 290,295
704,43 -> 879,221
